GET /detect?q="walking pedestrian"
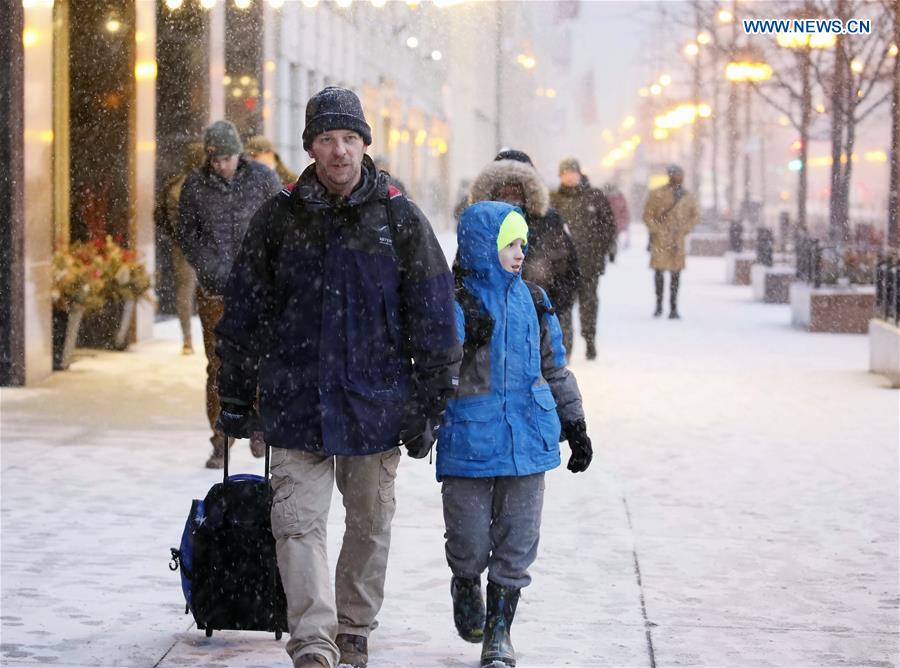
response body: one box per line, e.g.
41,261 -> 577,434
246,134 -> 300,185
175,120 -> 282,468
154,142 -> 205,355
642,164 -> 699,319
439,200 -> 592,668
602,181 -> 631,250
468,149 -> 580,356
213,87 -> 462,668
550,158 -> 617,360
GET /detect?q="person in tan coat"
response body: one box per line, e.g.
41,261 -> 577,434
642,165 -> 699,319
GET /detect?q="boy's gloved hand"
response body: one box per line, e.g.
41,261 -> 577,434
562,420 -> 592,473
215,401 -> 261,439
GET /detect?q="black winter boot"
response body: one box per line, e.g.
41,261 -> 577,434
451,575 -> 485,643
481,581 -> 520,667
585,338 -> 597,360
654,270 -> 665,317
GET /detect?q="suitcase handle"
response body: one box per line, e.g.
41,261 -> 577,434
223,438 -> 270,483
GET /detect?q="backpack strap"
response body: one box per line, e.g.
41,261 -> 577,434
455,284 -> 492,364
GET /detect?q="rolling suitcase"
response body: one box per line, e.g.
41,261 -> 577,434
169,443 -> 289,639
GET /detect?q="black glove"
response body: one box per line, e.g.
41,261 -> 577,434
398,413 -> 438,459
562,420 -> 592,473
215,401 -> 262,439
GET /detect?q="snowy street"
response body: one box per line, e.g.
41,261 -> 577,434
2,226 -> 898,668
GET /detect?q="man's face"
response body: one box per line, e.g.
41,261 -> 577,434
249,150 -> 276,170
560,169 -> 581,187
498,238 -> 526,274
496,182 -> 526,208
307,130 -> 366,197
669,171 -> 684,186
210,154 -> 239,181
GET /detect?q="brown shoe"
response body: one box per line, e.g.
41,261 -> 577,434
335,633 -> 367,668
294,653 -> 330,668
205,434 -> 234,469
250,431 -> 266,458
205,445 -> 225,469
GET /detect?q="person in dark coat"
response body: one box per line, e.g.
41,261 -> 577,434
468,150 -> 580,356
550,157 -> 617,360
154,141 -> 205,355
175,120 -> 282,468
213,87 -> 462,668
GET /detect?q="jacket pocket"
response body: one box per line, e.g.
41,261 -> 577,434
445,399 -> 502,461
531,385 -> 561,451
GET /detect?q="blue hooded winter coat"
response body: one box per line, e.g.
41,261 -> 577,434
436,201 -> 584,480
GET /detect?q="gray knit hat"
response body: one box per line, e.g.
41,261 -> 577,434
302,87 -> 372,150
204,120 -> 243,157
558,157 -> 581,175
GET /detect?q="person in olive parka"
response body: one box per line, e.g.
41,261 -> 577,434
551,157 -> 617,360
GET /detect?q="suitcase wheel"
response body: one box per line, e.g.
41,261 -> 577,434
275,630 -> 282,641
205,627 -> 213,638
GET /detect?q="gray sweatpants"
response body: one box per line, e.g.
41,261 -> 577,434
441,473 -> 545,590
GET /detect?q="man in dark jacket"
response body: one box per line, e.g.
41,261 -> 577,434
468,149 -> 580,355
213,87 -> 462,668
550,158 -> 617,360
176,120 -> 282,468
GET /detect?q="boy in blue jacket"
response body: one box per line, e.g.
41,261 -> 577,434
437,201 -> 593,668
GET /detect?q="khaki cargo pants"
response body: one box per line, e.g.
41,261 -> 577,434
269,446 -> 401,668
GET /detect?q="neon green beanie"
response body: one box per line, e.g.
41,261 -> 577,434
496,210 -> 528,252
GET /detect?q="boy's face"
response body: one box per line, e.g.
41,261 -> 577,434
498,238 -> 526,274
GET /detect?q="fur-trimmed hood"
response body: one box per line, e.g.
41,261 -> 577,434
469,159 -> 550,217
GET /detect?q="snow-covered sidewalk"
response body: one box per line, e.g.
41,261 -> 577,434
2,226 -> 897,668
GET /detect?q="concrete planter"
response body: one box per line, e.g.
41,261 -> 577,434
790,282 -> 876,333
725,251 -> 756,285
868,318 -> 900,387
751,264 -> 795,304
688,232 -> 730,257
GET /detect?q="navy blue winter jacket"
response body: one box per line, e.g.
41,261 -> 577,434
214,156 -> 462,456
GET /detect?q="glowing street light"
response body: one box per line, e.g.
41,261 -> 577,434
406,36 -> 419,49
431,50 -> 442,61
164,0 -> 183,10
683,42 -> 699,57
649,83 -> 662,95
697,31 -> 712,45
850,59 -> 863,74
234,0 -> 252,9
718,9 -> 733,23
659,74 -> 672,86
725,60 -> 773,82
